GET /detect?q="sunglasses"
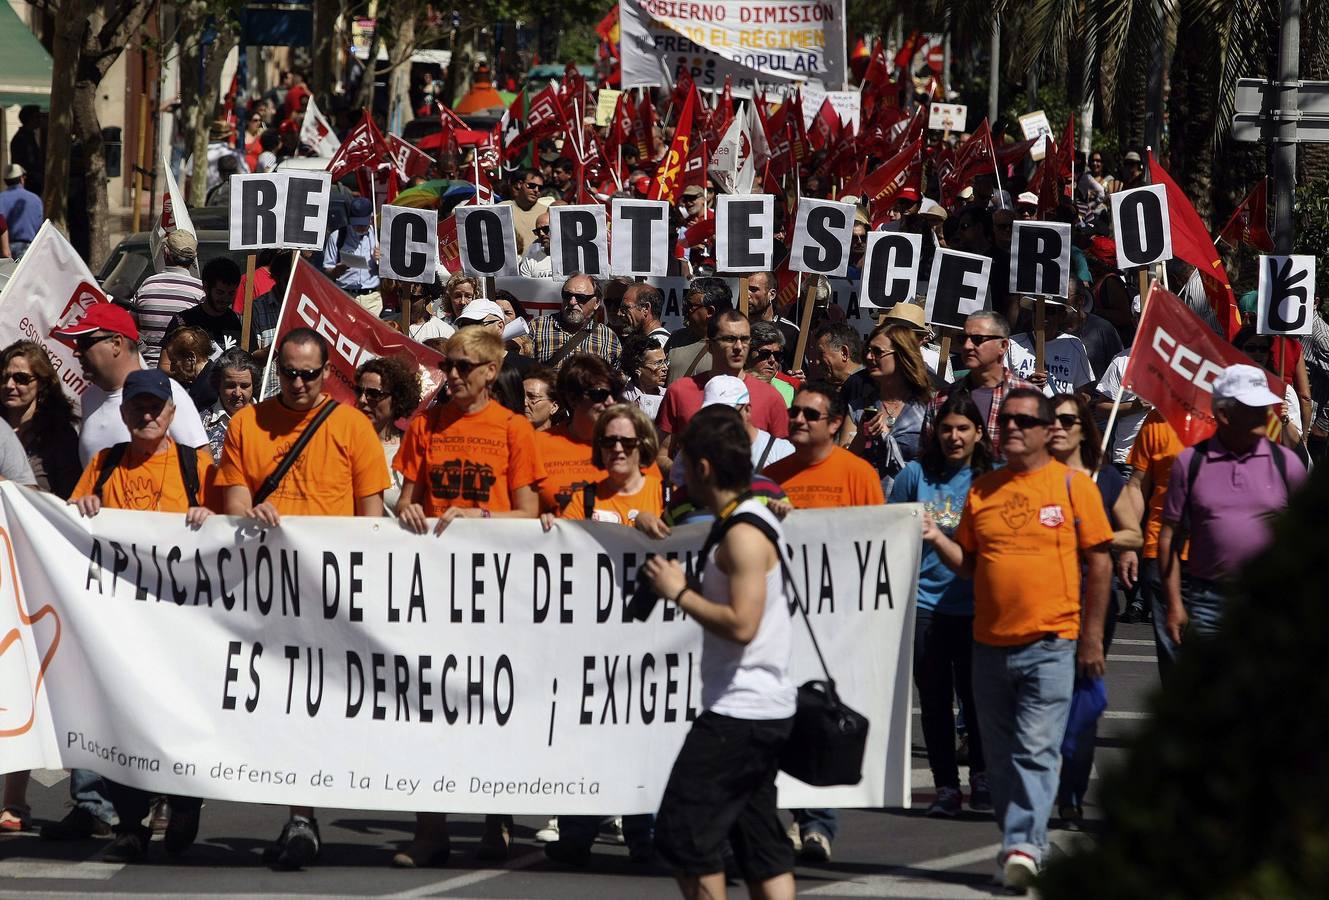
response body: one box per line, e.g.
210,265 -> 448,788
579,387 -> 614,404
750,348 -> 781,363
522,181 -> 544,189
440,358 -> 485,377
788,404 -> 826,423
962,333 -> 1004,346
597,435 -> 640,451
998,412 -> 1051,429
3,372 -> 35,386
562,291 -> 596,304
533,226 -> 551,235
75,333 -> 118,352
356,385 -> 388,403
280,366 -> 324,382
863,345 -> 896,360
1053,413 -> 1081,429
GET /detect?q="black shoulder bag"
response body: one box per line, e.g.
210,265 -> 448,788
253,400 -> 340,505
698,508 -> 870,787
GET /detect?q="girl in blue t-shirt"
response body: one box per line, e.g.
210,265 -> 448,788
890,392 -> 993,817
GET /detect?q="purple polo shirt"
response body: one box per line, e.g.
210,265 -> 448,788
1162,437 -> 1305,581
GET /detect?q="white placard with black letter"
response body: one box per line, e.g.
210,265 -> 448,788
1009,221 -> 1071,298
715,195 -> 775,273
610,199 -> 670,277
455,205 -> 520,278
229,173 -> 332,251
378,205 -> 439,284
549,205 -> 608,278
1110,184 -> 1172,270
1257,254 -> 1317,336
859,232 -> 921,309
925,248 -> 992,329
790,199 -> 856,277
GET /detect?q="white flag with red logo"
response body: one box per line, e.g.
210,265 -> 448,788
301,96 -> 341,158
0,221 -> 107,408
148,151 -> 198,276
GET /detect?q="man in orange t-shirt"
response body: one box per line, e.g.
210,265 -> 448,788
217,328 -> 390,871
531,354 -> 621,514
68,369 -> 217,864
1121,408 -> 1185,680
925,388 -> 1112,890
764,382 -> 885,510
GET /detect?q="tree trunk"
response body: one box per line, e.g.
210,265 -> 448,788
386,13 -> 416,134
444,30 -> 476,109
353,32 -> 385,113
187,27 -> 238,207
309,0 -> 342,106
71,69 -> 110,267
1300,0 -> 1329,182
43,0 -> 92,237
1166,8 -> 1218,225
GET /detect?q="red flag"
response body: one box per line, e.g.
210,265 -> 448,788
327,110 -> 390,182
499,91 -> 527,161
763,102 -> 793,177
808,99 -> 841,151
559,63 -> 588,109
603,92 -> 635,173
634,93 -> 660,159
860,39 -> 894,120
849,37 -> 871,81
705,76 -> 735,143
996,136 -> 1039,172
789,87 -> 811,165
1218,180 -> 1275,253
859,136 -> 923,208
596,5 -> 619,48
816,123 -> 857,180
525,85 -> 567,140
650,87 -> 698,202
939,119 -> 996,206
682,216 -> 716,249
1123,284 -> 1282,445
385,133 -> 433,182
274,258 -> 444,414
895,31 -> 923,71
669,68 -> 696,118
438,215 -> 461,272
1148,151 -> 1241,339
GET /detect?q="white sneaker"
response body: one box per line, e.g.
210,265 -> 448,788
609,816 -> 625,845
534,817 -> 559,842
1002,849 -> 1038,892
800,831 -> 832,862
785,819 -> 802,853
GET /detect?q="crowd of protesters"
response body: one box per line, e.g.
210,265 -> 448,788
0,64 -> 1322,899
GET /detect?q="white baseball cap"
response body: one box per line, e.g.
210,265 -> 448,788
1213,364 -> 1282,407
456,298 -> 506,325
701,374 -> 750,408
1016,191 -> 1039,207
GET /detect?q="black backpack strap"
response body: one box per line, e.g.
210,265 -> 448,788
1173,438 -> 1209,550
1267,437 -> 1290,492
756,432 -> 776,472
92,443 -> 130,497
253,400 -> 340,506
582,482 -> 597,519
176,443 -> 201,508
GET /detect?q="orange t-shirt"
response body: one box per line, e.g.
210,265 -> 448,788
533,426 -> 599,514
955,460 -> 1115,646
71,441 -> 219,512
562,472 -> 664,526
763,446 -> 885,509
1127,410 -> 1186,559
394,400 -> 544,514
216,397 -> 391,516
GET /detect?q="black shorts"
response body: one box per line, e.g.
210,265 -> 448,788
654,710 -> 795,881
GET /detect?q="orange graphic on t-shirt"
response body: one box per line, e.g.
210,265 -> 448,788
999,493 -> 1034,531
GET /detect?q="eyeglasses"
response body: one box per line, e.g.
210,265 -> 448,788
750,348 -> 781,363
643,359 -> 669,370
561,290 -> 596,304
1053,413 -> 1081,429
962,333 -> 1004,346
714,334 -> 750,345
3,371 -> 35,386
356,385 -> 388,403
597,435 -> 640,451
788,404 -> 826,423
580,387 -> 614,404
440,358 -> 485,377
280,366 -> 324,382
997,412 -> 1051,430
683,301 -> 709,315
75,333 -> 118,352
863,345 -> 896,360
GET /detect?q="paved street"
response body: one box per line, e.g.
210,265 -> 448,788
0,623 -> 1161,899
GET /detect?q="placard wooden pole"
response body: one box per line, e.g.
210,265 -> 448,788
1137,268 -> 1150,314
937,329 -> 953,378
400,286 -> 411,334
791,276 -> 818,373
1034,296 -> 1046,377
739,276 -> 750,316
240,253 -> 257,351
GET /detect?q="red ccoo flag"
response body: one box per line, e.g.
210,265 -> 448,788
938,119 -> 996,207
1218,179 -> 1275,253
859,136 -> 923,208
327,110 -> 391,182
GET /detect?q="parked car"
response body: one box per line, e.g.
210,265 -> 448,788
97,229 -> 244,303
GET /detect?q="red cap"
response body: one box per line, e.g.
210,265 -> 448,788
1086,235 -> 1117,268
632,175 -> 651,194
53,302 -> 139,342
279,119 -> 299,135
897,187 -> 921,202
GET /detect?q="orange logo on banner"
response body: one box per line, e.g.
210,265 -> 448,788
0,526 -> 61,738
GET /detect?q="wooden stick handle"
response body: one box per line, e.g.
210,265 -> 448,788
240,253 -> 257,351
791,278 -> 818,373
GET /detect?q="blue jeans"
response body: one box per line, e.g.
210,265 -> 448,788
558,814 -> 654,852
794,807 -> 838,840
1182,577 -> 1226,639
972,637 -> 1075,864
1139,557 -> 1177,684
70,768 -> 117,826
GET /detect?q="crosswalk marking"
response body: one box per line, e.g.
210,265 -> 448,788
0,860 -> 123,881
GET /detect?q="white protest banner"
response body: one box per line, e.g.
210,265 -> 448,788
378,205 -> 439,285
549,204 -> 609,278
1009,220 -> 1071,298
1019,110 -> 1052,161
0,488 -> 919,814
925,248 -> 992,329
1257,255 -> 1317,337
148,150 -> 198,276
610,199 -> 671,276
790,199 -> 856,277
228,172 -> 333,251
928,103 -> 967,132
715,194 -> 775,273
619,0 -> 848,93
859,232 -> 922,309
0,222 -> 106,406
1110,184 -> 1172,270
455,204 -> 521,278
799,88 -> 859,131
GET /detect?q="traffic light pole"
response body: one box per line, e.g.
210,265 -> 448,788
1274,0 -> 1299,254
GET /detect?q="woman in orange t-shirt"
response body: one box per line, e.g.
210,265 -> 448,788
532,353 -> 624,514
545,403 -> 667,534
